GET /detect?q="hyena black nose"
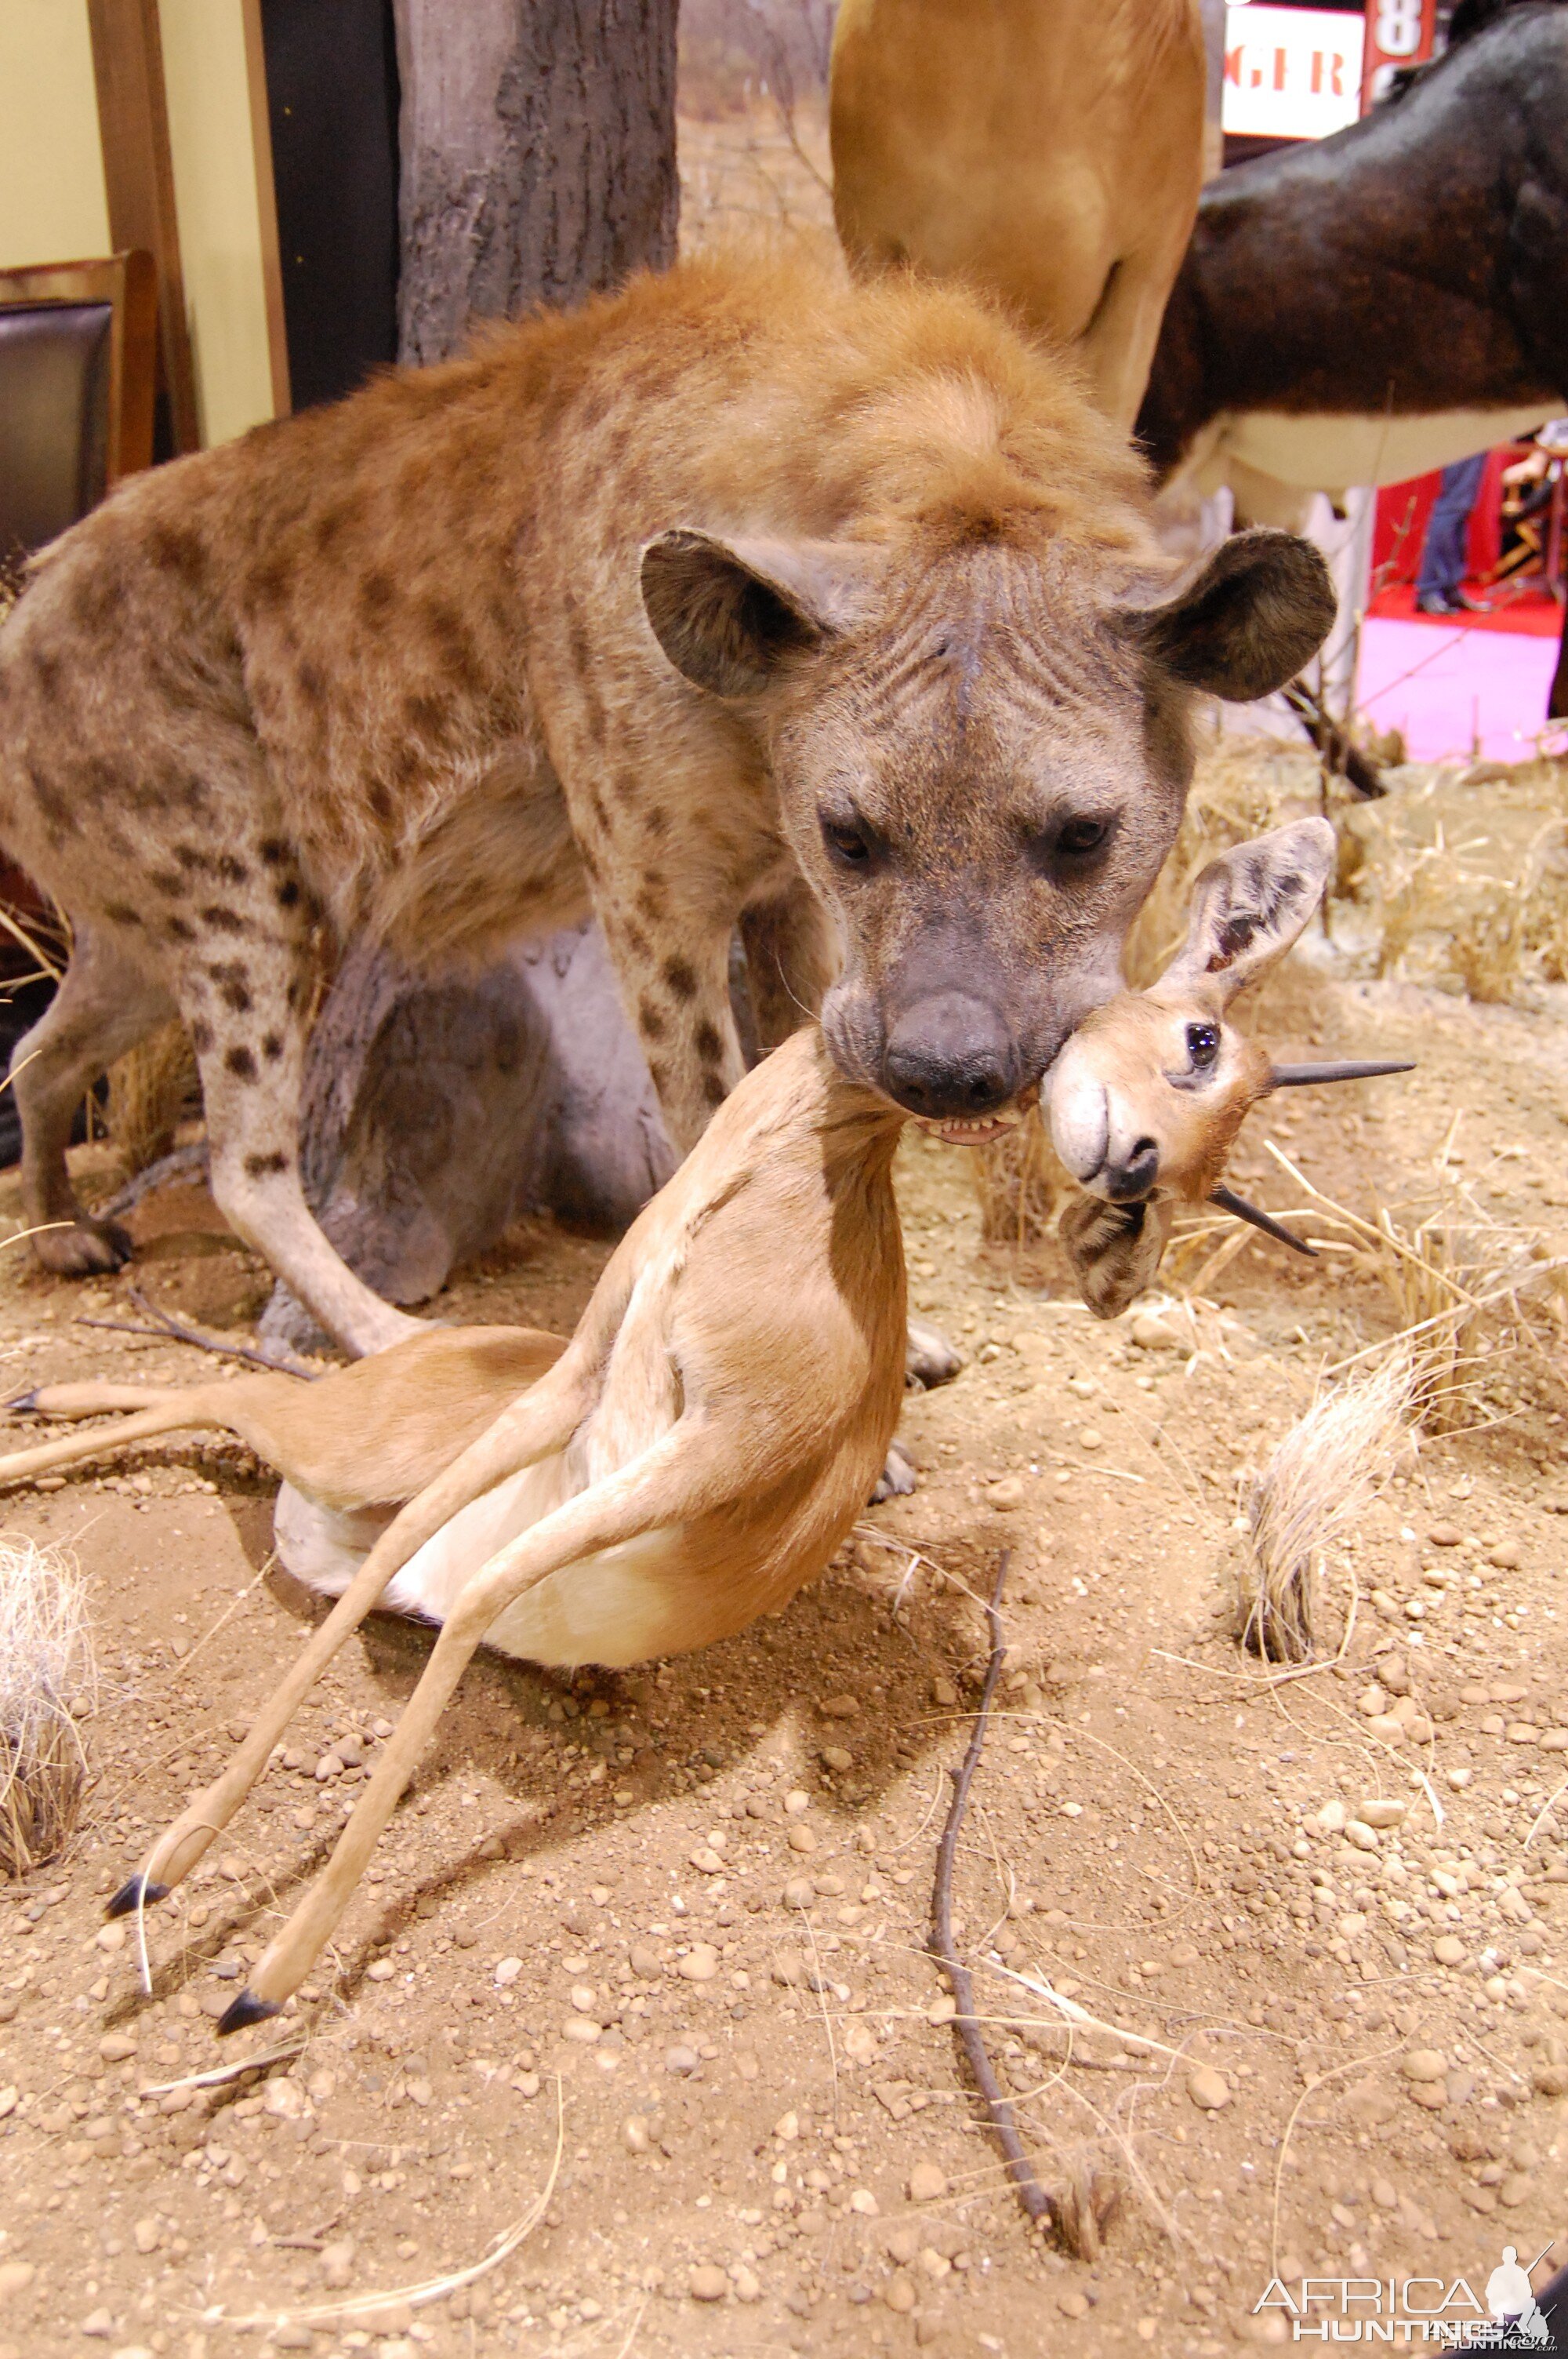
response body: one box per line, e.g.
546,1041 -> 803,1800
882,993 -> 1021,1119
1104,1139 -> 1160,1201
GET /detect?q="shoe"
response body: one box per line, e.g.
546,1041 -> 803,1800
1414,590 -> 1490,616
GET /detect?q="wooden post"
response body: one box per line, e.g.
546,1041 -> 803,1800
85,0 -> 201,454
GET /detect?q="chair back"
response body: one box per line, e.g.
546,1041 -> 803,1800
0,250 -> 157,562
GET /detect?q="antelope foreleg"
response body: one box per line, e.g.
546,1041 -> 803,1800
220,1418 -> 736,2026
108,1358 -> 593,1921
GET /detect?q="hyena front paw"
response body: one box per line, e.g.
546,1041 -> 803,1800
870,1438 -> 918,1503
32,1215 -> 133,1277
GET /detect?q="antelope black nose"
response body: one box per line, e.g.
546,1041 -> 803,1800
1104,1140 -> 1160,1201
881,993 -> 1021,1120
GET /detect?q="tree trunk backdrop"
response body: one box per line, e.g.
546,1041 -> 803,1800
266,0 -> 682,1352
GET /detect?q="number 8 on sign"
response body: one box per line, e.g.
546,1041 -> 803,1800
1362,0 -> 1436,108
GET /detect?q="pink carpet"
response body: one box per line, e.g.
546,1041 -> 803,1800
1356,614 -> 1562,764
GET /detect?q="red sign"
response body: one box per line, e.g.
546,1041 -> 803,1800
1362,0 -> 1438,110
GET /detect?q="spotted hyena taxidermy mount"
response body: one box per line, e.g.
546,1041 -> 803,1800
0,249 -> 1333,1357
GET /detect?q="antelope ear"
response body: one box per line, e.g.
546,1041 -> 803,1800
641,529 -> 871,697
1059,1192 -> 1174,1321
1160,818 -> 1336,1004
1132,527 -> 1336,701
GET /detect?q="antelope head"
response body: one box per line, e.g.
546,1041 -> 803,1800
1047,818 -> 1412,1316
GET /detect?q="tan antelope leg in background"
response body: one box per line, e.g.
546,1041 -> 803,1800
107,1353 -> 593,1922
220,1420 -> 742,2029
0,1388 -> 232,1485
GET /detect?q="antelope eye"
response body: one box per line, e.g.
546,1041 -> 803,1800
822,818 -> 872,869
1186,1022 -> 1221,1069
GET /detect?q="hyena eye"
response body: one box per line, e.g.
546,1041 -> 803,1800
822,817 -> 873,869
1056,816 -> 1109,858
1186,1022 -> 1221,1069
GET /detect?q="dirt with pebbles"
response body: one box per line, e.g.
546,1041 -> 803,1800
2,830 -> 1568,2359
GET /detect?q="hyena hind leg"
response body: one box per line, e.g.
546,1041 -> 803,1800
180,944 -> 423,1361
10,929 -> 174,1277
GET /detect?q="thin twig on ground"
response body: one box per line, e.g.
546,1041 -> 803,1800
930,1548 -> 1053,2230
76,1285 -> 318,1379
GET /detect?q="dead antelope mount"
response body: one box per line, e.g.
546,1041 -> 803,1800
8,1024 -> 907,2028
1047,817 -> 1412,1316
0,824 -> 1407,2030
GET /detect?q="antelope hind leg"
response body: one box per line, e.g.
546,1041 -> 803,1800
221,1419 -> 739,2025
107,1357 -> 593,1921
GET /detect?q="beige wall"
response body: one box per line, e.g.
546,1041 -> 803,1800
0,0 -> 281,449
0,0 -> 111,268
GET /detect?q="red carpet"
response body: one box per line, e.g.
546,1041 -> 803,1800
1367,581 -> 1563,638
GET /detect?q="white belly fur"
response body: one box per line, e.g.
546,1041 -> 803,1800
274,1463 -> 692,1670
1196,404 -> 1561,500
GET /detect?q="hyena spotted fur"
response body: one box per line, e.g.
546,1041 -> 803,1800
0,246 -> 1332,1356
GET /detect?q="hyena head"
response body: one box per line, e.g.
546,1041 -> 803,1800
641,520 -> 1334,1136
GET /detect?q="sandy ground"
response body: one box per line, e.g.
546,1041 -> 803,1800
1,754 -> 1567,2359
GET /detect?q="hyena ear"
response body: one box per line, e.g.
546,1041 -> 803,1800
1160,818 -> 1336,1005
1059,1193 -> 1174,1321
641,529 -> 872,698
1130,527 -> 1337,702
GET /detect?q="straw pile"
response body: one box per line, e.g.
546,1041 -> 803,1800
0,1536 -> 96,1876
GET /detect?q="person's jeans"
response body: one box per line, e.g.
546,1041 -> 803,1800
1416,450 -> 1487,600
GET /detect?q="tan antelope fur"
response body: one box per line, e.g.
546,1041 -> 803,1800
830,0 -> 1207,428
0,246 -> 1334,1358
0,827 -> 1386,2029
1049,819 -> 1411,1315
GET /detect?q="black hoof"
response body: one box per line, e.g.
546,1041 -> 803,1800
107,1873 -> 169,1920
5,1389 -> 40,1415
217,1988 -> 282,2037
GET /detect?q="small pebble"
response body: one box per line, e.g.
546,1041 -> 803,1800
821,1745 -> 854,1773
1058,2290 -> 1090,2318
1187,2065 -> 1230,2111
688,2264 -> 728,2303
1402,2050 -> 1446,2082
366,1958 -> 396,1983
665,2045 -> 699,2075
908,2161 -> 947,2201
688,1848 -> 724,1874
629,1943 -> 662,1979
931,1676 -> 958,1707
1428,1523 -> 1462,1547
132,2219 -> 158,2255
1434,1936 -> 1467,1966
677,1943 -> 720,1982
818,1694 -> 859,1719
787,1825 -> 818,1855
320,2238 -> 355,2289
884,2276 -> 916,2314
1357,1798 -> 1406,1830
0,2263 -> 36,2300
494,1957 -> 523,1986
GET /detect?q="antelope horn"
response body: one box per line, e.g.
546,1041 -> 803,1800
1209,1184 -> 1316,1259
1269,1060 -> 1414,1087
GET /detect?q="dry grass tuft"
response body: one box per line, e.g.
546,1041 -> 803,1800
0,1536 -> 96,1876
1266,1145 -> 1568,1432
1238,1350 -> 1417,1663
970,1110 -> 1071,1250
106,1020 -> 198,1178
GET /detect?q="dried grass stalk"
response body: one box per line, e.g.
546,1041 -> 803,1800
1239,1350 -> 1417,1663
970,1109 -> 1069,1249
1267,1144 -> 1568,1432
106,1020 -> 198,1178
0,1536 -> 96,1875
